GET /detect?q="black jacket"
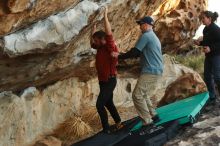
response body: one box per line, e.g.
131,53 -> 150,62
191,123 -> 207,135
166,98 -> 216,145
200,23 -> 220,57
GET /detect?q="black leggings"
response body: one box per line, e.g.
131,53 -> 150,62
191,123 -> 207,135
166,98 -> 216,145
204,56 -> 220,99
96,77 -> 121,130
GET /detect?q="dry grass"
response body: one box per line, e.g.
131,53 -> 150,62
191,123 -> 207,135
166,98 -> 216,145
81,107 -> 102,131
48,106 -> 137,146
53,115 -> 93,145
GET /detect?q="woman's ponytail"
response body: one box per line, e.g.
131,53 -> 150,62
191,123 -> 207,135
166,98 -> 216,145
213,12 -> 219,22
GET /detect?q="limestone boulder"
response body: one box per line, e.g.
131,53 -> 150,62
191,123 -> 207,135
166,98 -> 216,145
0,0 -> 209,145
158,73 -> 207,106
0,0 -> 81,35
154,0 -> 208,52
0,0 -> 206,92
0,55 -> 206,146
7,0 -> 31,13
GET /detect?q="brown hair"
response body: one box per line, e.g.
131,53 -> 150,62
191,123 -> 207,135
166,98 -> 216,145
203,11 -> 219,23
92,30 -> 106,39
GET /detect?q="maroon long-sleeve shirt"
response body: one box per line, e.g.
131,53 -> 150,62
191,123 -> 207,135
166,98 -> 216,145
91,34 -> 118,81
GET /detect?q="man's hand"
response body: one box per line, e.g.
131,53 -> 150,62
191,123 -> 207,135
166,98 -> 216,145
194,36 -> 203,46
203,46 -> 211,53
104,6 -> 108,16
111,51 -> 119,58
103,5 -> 112,35
194,40 -> 200,45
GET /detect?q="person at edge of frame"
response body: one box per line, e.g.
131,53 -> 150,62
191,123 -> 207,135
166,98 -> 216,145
195,11 -> 220,105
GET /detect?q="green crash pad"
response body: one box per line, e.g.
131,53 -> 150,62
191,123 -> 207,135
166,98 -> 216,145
132,92 -> 209,131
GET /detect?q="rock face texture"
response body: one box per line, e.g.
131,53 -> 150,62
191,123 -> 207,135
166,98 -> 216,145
4,0 -> 99,56
0,0 -> 81,35
158,72 -> 207,106
0,0 -> 208,146
0,0 -> 206,92
154,0 -> 208,53
0,55 -> 206,146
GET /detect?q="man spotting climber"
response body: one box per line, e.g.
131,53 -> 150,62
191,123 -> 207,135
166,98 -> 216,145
118,16 -> 164,134
90,6 -> 123,134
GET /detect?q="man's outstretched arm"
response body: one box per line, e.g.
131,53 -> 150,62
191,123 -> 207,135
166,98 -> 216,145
104,6 -> 112,35
103,6 -> 119,58
118,47 -> 141,59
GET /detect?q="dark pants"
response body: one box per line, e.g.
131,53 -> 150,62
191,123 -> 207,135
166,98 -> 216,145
96,77 -> 121,130
204,56 -> 220,99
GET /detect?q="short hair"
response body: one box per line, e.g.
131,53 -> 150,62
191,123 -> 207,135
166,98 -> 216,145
203,11 -> 219,23
92,30 -> 106,39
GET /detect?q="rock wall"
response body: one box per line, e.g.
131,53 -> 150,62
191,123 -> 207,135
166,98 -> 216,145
0,55 -> 206,146
0,0 -> 208,145
0,0 -> 206,92
0,0 -> 81,35
154,0 -> 208,53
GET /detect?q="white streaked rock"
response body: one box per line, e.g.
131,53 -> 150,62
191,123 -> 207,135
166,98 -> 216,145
3,0 -> 99,56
